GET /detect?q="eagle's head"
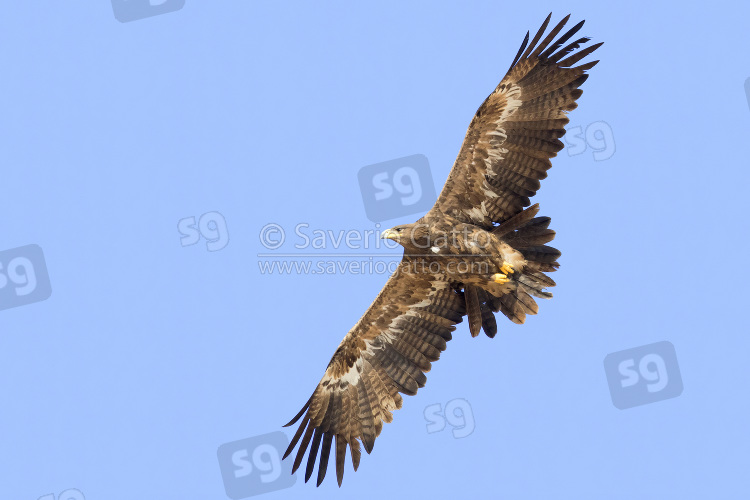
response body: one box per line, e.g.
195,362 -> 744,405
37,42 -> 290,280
380,223 -> 431,251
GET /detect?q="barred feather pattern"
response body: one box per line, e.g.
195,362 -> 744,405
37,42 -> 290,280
429,13 -> 602,228
283,260 -> 465,487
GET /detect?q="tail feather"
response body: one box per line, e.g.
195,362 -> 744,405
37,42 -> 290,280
475,288 -> 498,338
482,206 -> 560,327
520,245 -> 561,264
504,216 -> 555,247
479,302 -> 498,338
492,203 -> 541,238
521,270 -> 557,288
517,274 -> 554,299
464,285 -> 483,338
524,261 -> 559,273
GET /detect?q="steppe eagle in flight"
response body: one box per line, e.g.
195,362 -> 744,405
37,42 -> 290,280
282,13 -> 602,486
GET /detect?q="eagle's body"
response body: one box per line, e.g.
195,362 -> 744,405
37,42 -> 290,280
282,13 -> 602,487
386,213 -> 540,324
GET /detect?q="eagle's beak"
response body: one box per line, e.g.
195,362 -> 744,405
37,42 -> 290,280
381,228 -> 399,241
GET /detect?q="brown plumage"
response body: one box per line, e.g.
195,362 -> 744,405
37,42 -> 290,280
283,13 -> 601,486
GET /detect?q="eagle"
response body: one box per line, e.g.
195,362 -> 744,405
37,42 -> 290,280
282,13 -> 602,486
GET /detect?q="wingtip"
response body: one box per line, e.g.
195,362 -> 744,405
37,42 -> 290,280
362,439 -> 374,454
555,13 -> 572,31
283,398 -> 311,427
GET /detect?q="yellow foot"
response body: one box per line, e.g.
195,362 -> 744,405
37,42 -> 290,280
492,273 -> 510,284
500,262 -> 515,275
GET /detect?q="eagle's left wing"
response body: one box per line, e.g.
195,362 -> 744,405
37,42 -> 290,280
282,260 -> 465,486
428,13 -> 602,228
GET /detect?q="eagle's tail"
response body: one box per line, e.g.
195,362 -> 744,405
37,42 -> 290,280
487,204 -> 561,325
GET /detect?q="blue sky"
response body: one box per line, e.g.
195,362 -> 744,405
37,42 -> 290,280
2,2 -> 750,499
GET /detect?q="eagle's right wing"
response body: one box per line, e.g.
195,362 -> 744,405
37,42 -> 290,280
282,259 -> 465,486
428,13 -> 602,228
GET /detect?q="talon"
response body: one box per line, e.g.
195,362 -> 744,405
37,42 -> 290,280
500,262 -> 515,275
492,273 -> 510,284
